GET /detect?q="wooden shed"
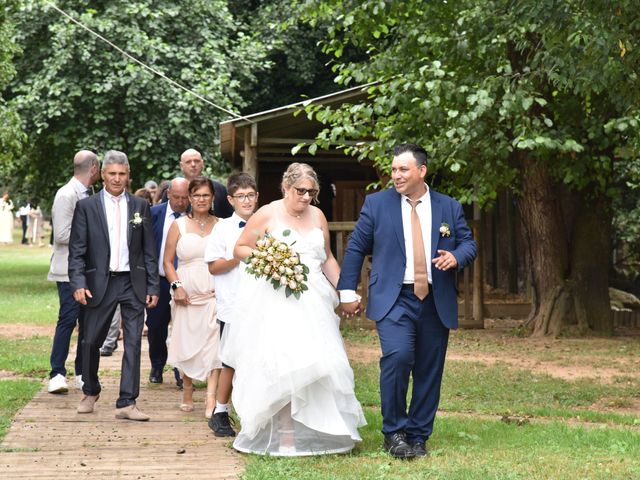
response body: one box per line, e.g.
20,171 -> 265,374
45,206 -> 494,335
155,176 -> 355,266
219,84 -> 379,224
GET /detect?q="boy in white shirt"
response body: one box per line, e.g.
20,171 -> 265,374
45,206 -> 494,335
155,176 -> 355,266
204,173 -> 258,437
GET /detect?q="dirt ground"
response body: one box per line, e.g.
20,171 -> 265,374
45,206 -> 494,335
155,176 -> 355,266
345,319 -> 640,384
1,323 -> 54,338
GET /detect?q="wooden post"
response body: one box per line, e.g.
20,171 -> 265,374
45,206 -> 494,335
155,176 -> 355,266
243,124 -> 258,179
464,266 -> 472,322
472,204 -> 484,327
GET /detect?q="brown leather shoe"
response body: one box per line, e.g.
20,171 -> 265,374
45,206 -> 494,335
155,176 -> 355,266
115,405 -> 150,421
77,395 -> 99,414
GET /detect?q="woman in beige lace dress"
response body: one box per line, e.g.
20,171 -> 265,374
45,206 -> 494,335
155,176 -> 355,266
165,177 -> 221,419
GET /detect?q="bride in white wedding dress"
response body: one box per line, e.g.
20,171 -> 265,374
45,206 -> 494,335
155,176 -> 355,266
222,163 -> 366,456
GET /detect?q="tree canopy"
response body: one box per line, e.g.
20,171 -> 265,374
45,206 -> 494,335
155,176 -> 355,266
299,0 -> 640,334
0,0 -> 24,185
4,0 -> 271,200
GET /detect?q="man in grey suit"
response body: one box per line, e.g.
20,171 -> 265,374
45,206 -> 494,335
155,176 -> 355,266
69,150 -> 159,420
47,150 -> 100,394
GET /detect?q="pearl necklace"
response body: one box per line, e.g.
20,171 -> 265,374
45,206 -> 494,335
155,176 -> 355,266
193,216 -> 210,231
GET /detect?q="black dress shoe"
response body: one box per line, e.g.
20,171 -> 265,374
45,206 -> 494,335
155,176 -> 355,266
149,368 -> 163,384
208,411 -> 236,437
383,431 -> 415,459
411,440 -> 428,457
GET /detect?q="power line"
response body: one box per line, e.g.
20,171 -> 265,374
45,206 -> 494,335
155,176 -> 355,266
46,1 -> 254,123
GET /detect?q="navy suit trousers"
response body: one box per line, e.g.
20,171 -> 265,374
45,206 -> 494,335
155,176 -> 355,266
49,281 -> 84,378
376,286 -> 449,442
145,276 -> 171,370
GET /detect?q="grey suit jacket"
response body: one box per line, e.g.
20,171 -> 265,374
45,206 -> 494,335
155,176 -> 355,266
48,178 -> 86,282
68,190 -> 160,306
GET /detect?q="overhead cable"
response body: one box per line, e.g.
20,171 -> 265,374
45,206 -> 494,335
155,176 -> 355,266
46,1 -> 253,123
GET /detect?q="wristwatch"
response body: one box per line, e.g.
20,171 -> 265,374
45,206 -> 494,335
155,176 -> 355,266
170,280 -> 183,290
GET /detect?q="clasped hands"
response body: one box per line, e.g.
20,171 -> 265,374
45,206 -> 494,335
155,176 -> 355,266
340,300 -> 361,318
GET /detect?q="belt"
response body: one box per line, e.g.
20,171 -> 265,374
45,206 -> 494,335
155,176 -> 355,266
401,283 -> 432,291
109,271 -> 129,277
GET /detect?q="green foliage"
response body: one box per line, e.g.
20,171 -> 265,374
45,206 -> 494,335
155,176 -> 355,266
299,0 -> 640,207
228,0 -> 345,114
4,0 -> 271,203
0,0 -> 25,184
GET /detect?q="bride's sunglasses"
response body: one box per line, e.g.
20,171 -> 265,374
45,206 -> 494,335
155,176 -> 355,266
294,187 -> 318,197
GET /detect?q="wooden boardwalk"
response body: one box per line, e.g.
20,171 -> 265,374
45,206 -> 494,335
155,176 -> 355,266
0,343 -> 243,479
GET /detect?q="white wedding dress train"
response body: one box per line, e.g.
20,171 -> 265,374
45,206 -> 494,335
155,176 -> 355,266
221,226 -> 366,456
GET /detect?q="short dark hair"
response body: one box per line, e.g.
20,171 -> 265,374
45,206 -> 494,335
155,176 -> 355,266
393,143 -> 428,167
227,172 -> 257,196
188,176 -> 215,216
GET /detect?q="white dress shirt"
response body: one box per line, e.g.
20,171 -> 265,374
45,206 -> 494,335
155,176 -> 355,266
401,185 -> 432,285
159,204 -> 183,277
103,190 -> 130,272
204,212 -> 246,323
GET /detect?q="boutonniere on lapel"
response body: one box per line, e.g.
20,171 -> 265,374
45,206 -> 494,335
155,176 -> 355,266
439,222 -> 451,237
129,212 -> 144,229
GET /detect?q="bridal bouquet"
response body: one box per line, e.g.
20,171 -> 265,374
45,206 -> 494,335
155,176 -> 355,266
244,230 -> 309,299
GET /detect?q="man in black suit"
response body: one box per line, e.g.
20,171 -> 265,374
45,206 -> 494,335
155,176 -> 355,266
147,177 -> 189,385
179,148 -> 234,218
69,150 -> 159,420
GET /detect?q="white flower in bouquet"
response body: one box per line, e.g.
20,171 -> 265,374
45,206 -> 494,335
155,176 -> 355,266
244,230 -> 310,299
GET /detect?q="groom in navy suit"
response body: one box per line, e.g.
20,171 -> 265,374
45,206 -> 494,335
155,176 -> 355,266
338,143 -> 477,458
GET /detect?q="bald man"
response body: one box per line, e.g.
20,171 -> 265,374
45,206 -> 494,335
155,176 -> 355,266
47,150 -> 100,394
146,178 -> 190,384
178,149 -> 234,218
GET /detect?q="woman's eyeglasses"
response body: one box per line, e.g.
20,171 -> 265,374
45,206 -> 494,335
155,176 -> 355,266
294,187 -> 318,197
231,193 -> 257,201
191,194 -> 212,200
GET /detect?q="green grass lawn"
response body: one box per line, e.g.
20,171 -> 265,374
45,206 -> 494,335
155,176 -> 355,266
0,241 -> 55,442
0,243 -> 57,325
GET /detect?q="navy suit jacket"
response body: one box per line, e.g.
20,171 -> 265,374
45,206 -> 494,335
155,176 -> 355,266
337,187 -> 477,329
68,190 -> 160,306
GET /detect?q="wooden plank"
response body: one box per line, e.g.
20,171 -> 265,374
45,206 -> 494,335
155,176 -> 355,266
0,343 -> 243,479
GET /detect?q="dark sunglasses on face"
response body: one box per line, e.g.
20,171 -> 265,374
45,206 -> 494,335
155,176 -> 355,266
294,187 -> 318,197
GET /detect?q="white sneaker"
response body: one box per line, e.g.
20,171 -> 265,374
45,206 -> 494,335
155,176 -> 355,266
75,375 -> 84,389
47,374 -> 69,394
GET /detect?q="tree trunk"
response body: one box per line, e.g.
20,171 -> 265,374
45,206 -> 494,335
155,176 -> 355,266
517,155 -> 613,336
569,192 -> 613,334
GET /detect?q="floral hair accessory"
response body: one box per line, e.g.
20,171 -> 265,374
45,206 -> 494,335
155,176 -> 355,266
439,222 -> 451,237
244,230 -> 309,299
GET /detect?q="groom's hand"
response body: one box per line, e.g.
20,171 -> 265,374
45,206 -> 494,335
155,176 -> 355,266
433,249 -> 458,271
341,301 -> 361,318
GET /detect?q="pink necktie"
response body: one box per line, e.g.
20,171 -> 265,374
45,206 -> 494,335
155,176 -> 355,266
407,199 -> 429,300
112,196 -> 121,271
